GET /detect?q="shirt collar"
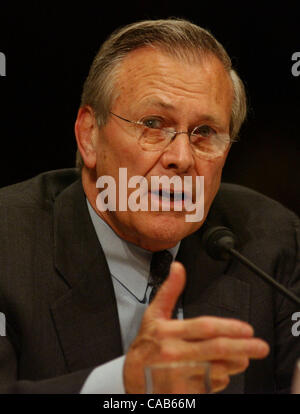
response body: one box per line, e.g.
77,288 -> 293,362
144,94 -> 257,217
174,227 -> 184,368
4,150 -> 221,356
86,200 -> 180,302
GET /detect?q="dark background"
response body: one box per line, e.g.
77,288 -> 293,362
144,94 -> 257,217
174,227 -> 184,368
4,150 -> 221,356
0,1 -> 299,215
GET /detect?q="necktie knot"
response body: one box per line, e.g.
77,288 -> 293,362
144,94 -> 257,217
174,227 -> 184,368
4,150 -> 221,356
149,250 -> 173,302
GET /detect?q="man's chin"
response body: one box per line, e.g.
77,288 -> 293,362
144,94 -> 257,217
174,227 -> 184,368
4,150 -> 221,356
129,211 -> 200,251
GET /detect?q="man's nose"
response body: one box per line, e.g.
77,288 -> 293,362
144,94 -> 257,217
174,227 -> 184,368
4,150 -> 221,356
160,133 -> 195,173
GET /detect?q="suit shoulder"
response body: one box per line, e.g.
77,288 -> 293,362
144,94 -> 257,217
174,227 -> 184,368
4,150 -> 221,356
215,183 -> 299,243
218,182 -> 298,221
0,169 -> 80,210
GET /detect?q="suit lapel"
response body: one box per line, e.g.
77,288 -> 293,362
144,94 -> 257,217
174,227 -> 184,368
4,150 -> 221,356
50,179 -> 123,372
178,229 -> 251,393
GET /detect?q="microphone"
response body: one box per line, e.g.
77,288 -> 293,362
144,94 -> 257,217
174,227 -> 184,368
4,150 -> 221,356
202,226 -> 300,306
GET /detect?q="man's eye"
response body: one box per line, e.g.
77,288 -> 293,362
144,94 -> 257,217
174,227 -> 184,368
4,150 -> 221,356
192,125 -> 216,138
141,118 -> 163,129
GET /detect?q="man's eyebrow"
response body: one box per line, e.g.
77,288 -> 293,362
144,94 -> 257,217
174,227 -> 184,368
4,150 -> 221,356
141,99 -> 225,129
143,97 -> 175,110
196,114 -> 223,128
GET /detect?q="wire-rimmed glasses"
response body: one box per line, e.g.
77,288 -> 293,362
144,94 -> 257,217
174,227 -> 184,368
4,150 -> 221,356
110,111 -> 234,160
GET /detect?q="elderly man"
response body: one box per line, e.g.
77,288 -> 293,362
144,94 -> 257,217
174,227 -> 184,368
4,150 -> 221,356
0,19 -> 299,394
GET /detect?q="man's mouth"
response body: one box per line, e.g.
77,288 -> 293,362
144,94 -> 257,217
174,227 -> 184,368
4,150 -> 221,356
149,188 -> 192,204
154,189 -> 184,201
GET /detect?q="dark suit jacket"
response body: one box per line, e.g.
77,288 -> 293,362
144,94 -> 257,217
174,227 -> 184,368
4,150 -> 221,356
0,169 -> 299,393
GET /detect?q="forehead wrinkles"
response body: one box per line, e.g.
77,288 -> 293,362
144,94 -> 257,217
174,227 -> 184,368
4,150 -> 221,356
117,52 -> 204,98
114,48 -> 233,114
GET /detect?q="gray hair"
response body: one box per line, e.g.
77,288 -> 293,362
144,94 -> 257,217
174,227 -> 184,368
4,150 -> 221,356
76,18 -> 247,168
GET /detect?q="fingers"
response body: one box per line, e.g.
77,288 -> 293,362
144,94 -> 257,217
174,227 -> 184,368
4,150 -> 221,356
149,262 -> 186,319
125,259 -> 271,394
210,377 -> 230,393
199,337 -> 270,360
148,316 -> 254,341
210,358 -> 249,377
208,359 -> 249,393
156,336 -> 269,363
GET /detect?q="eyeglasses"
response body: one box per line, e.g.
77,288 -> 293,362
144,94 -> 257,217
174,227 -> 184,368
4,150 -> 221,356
110,111 -> 234,160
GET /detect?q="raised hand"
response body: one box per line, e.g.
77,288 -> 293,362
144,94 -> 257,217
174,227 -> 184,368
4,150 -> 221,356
123,262 -> 269,393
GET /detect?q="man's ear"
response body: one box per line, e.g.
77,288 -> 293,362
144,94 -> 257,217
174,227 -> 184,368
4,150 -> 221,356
75,106 -> 98,169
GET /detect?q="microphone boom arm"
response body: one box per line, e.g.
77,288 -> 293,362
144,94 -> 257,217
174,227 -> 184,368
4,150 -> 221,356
227,246 -> 300,306
202,225 -> 300,307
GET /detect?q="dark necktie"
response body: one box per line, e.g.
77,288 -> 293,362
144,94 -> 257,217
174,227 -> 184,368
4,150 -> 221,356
149,250 -> 173,303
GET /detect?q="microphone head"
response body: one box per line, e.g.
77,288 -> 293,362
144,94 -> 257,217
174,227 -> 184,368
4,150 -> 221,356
202,226 -> 237,261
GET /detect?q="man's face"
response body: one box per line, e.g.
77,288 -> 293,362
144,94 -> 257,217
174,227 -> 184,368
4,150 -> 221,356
89,47 -> 233,251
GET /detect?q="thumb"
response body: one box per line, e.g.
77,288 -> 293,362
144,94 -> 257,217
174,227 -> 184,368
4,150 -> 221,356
149,261 -> 186,319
